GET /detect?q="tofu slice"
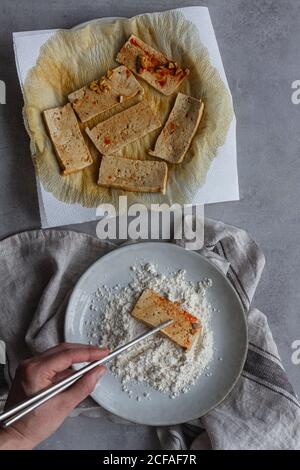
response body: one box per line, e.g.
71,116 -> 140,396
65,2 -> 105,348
43,103 -> 93,175
149,93 -> 204,164
116,35 -> 189,96
68,66 -> 144,123
131,289 -> 202,350
86,100 -> 161,155
98,155 -> 168,194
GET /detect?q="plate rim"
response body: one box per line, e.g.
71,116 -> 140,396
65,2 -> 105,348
64,241 -> 248,426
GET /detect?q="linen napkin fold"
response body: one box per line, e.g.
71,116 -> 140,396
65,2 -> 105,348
0,219 -> 299,450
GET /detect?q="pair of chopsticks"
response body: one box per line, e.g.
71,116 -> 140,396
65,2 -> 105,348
0,320 -> 172,428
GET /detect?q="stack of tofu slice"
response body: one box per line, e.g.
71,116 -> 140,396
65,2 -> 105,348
43,35 -> 205,195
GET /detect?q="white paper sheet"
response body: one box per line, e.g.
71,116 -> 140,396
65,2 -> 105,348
13,6 -> 239,228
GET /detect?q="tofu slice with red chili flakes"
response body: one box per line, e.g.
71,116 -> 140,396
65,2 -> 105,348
85,100 -> 161,155
149,93 -> 204,164
98,155 -> 168,194
116,35 -> 189,96
68,66 -> 144,123
131,289 -> 202,350
43,103 -> 93,175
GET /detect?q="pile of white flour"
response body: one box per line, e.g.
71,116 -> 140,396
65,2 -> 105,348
88,263 -> 214,398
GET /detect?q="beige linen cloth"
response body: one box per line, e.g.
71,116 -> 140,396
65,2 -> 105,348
0,219 -> 300,450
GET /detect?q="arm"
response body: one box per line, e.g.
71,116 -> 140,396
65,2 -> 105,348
0,343 -> 108,450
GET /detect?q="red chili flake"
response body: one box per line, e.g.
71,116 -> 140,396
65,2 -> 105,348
130,37 -> 140,47
175,70 -> 186,81
158,79 -> 167,87
142,49 -> 151,58
104,137 -> 111,145
156,67 -> 175,78
150,56 -> 159,65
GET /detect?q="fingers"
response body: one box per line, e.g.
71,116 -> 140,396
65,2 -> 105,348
16,345 -> 109,393
57,366 -> 106,413
39,347 -> 109,379
52,369 -> 74,384
35,342 -> 101,359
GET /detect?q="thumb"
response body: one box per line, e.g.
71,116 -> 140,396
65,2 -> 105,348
58,366 -> 106,413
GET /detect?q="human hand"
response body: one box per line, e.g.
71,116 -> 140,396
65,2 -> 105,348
0,343 -> 108,450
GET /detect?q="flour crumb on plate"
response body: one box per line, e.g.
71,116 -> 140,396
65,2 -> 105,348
90,263 -> 214,398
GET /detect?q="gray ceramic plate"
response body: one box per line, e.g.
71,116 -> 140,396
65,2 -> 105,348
65,242 -> 247,426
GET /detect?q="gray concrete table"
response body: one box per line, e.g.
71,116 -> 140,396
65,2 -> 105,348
0,0 -> 299,450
